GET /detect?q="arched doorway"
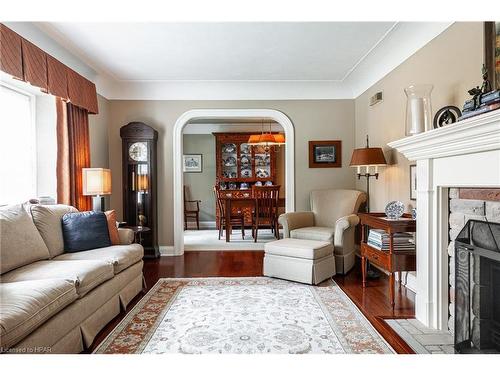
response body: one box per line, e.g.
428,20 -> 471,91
173,109 -> 295,255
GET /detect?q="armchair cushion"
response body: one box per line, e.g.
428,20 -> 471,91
290,226 -> 334,242
278,212 -> 314,238
310,189 -> 366,227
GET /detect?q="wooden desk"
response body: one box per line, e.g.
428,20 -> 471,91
219,194 -> 256,242
358,213 -> 416,311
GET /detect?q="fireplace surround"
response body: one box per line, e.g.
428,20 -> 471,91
388,110 -> 500,331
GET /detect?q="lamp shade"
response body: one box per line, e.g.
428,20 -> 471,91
272,133 -> 286,145
82,168 -> 112,196
247,134 -> 261,144
247,133 -> 286,146
349,147 -> 387,167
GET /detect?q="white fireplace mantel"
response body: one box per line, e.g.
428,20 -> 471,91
388,110 -> 500,331
388,110 -> 500,161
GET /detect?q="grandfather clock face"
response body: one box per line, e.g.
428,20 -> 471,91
128,142 -> 148,162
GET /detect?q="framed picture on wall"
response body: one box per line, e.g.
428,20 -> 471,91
484,22 -> 500,90
183,154 -> 203,173
410,164 -> 417,200
308,140 -> 342,168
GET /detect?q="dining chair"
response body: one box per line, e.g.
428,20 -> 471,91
252,185 -> 280,242
184,185 -> 201,230
214,186 -> 245,240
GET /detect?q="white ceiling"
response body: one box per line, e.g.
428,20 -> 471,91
30,22 -> 453,100
38,22 -> 395,81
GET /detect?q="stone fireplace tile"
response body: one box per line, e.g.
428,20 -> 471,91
407,319 -> 443,334
485,201 -> 500,222
414,333 -> 454,346
450,199 -> 486,216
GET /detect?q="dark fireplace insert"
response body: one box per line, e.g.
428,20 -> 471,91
454,220 -> 500,353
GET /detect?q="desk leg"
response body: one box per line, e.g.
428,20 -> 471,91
389,272 -> 395,312
361,256 -> 367,288
225,200 -> 231,242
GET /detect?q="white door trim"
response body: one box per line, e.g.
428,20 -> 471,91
173,109 -> 295,256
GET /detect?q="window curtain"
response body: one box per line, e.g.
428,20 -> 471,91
56,97 -> 91,211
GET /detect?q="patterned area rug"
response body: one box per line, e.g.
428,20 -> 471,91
94,277 -> 394,354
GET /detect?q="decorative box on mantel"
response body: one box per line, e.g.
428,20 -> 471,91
387,110 -> 500,331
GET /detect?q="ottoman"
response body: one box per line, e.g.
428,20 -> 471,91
263,238 -> 336,285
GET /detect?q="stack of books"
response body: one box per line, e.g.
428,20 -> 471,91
367,229 -> 415,251
460,90 -> 500,121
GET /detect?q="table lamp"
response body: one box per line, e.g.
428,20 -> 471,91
349,135 -> 387,212
82,168 -> 112,211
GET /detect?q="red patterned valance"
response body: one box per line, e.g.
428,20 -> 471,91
0,23 -> 98,114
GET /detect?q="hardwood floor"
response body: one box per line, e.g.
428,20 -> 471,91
87,251 -> 415,353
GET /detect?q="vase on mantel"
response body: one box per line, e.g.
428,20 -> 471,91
404,84 -> 433,136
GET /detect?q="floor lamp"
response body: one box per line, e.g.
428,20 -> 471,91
350,135 -> 387,277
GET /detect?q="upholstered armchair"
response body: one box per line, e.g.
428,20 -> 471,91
278,189 -> 367,274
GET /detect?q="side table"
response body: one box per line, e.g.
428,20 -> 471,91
124,226 -> 151,246
358,213 -> 416,311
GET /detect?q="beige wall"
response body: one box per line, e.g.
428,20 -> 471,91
107,100 -> 356,246
183,134 -> 217,222
89,95 -> 110,169
354,22 -> 484,212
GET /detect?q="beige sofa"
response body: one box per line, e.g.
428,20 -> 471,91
0,204 -> 144,353
278,189 -> 366,274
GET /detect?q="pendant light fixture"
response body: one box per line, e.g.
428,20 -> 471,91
247,119 -> 286,148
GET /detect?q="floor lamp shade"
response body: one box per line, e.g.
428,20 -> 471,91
82,168 -> 111,211
349,147 -> 387,167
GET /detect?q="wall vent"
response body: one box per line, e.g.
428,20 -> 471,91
369,91 -> 383,106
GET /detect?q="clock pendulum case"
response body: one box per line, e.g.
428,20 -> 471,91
120,122 -> 159,258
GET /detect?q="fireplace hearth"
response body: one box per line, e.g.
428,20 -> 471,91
454,220 -> 500,353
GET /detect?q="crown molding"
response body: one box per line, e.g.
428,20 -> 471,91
344,22 -> 454,98
7,21 -> 454,101
98,79 -> 350,100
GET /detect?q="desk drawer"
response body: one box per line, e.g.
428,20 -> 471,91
361,243 -> 390,268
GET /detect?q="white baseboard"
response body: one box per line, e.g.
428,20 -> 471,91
159,246 -> 176,256
184,221 -> 217,230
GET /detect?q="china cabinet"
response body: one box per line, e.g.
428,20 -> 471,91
213,132 -> 277,227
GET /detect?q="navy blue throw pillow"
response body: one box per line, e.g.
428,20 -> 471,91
62,211 -> 111,252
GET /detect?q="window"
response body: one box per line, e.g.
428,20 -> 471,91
0,84 -> 36,205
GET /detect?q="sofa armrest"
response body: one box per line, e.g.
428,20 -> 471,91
278,212 -> 315,238
118,228 -> 134,245
334,214 -> 360,248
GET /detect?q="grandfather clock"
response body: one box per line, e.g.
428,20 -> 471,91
120,122 -> 159,258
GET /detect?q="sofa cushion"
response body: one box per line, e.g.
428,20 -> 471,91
54,244 -> 144,274
62,211 -> 111,252
290,226 -> 335,242
30,204 -> 79,258
104,210 -> 120,245
0,260 -> 114,297
0,279 -> 78,350
0,204 -> 51,274
265,238 -> 333,260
